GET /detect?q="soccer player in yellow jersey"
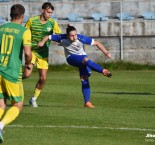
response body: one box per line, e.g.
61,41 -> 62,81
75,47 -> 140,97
0,4 -> 32,143
23,2 -> 61,107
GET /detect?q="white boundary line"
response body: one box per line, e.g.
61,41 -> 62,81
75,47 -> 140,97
7,125 -> 155,132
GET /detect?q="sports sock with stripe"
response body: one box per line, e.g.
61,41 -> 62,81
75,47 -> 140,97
82,79 -> 90,103
0,108 -> 4,120
1,106 -> 19,126
86,60 -> 103,73
33,88 -> 41,100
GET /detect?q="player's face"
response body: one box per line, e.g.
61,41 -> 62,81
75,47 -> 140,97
68,30 -> 77,42
42,8 -> 53,20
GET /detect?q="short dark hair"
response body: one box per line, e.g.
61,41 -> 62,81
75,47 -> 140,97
42,2 -> 54,10
10,4 -> 25,20
66,24 -> 76,35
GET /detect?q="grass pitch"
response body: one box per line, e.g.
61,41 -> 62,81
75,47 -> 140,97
3,70 -> 155,145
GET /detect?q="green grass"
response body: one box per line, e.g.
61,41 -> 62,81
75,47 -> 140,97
30,61 -> 155,72
102,61 -> 155,70
3,70 -> 155,145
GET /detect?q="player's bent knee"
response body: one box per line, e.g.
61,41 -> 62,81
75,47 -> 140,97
82,57 -> 89,65
40,76 -> 47,82
12,101 -> 23,112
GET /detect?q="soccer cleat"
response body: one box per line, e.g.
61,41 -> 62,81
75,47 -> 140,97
84,102 -> 95,108
0,129 -> 4,143
102,69 -> 112,78
29,98 -> 38,108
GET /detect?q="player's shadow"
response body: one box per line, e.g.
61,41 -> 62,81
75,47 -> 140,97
6,104 -> 75,108
22,104 -> 79,108
141,106 -> 155,109
93,92 -> 155,96
94,91 -> 155,108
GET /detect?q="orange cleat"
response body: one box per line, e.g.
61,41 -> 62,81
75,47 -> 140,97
84,102 -> 95,108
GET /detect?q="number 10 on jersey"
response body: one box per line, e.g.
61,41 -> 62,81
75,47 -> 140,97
0,34 -> 14,66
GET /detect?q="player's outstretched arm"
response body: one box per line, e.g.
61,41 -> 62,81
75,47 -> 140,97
93,40 -> 111,58
38,34 -> 63,47
38,35 -> 50,47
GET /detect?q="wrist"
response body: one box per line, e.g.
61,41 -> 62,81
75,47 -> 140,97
105,52 -> 109,55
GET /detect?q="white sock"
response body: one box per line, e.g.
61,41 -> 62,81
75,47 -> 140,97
32,97 -> 36,101
0,122 -> 4,130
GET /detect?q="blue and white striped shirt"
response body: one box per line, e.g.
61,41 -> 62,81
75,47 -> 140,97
49,34 -> 94,57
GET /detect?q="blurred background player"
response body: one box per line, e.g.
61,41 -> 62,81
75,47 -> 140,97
0,4 -> 32,143
38,25 -> 112,108
23,2 -> 61,107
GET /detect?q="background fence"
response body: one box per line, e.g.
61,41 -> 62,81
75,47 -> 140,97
0,0 -> 155,64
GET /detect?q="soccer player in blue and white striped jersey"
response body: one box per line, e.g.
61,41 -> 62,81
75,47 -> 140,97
38,25 -> 112,108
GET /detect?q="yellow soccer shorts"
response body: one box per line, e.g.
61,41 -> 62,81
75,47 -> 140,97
0,76 -> 24,102
31,52 -> 48,69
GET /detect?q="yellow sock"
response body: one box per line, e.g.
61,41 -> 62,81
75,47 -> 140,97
0,108 -> 4,119
1,106 -> 19,126
33,88 -> 41,99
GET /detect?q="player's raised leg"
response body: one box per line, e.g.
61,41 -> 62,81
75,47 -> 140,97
83,57 -> 112,77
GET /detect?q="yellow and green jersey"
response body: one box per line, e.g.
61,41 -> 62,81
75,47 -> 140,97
0,22 -> 31,83
25,16 -> 61,58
